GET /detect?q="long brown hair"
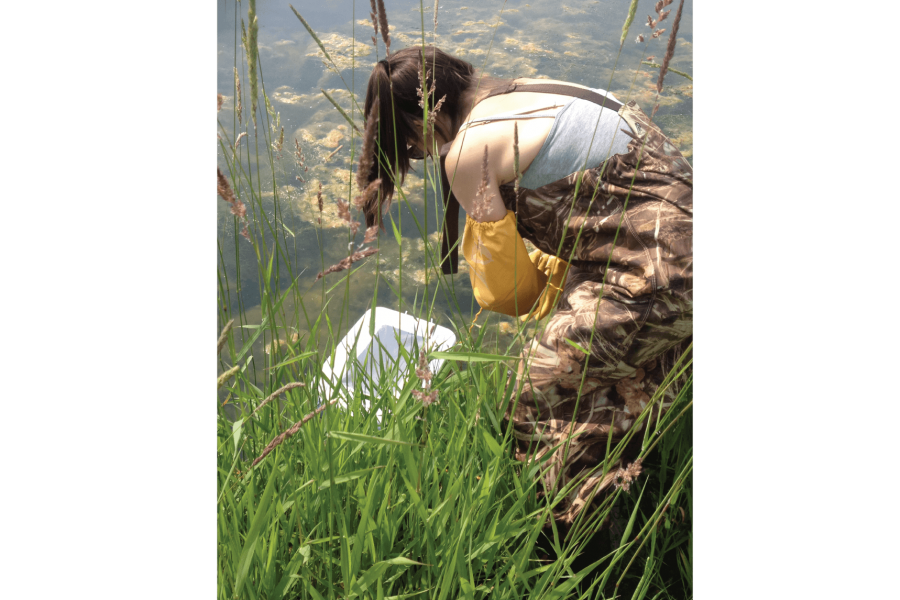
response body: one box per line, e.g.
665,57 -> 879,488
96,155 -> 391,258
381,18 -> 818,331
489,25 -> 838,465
359,46 -> 488,227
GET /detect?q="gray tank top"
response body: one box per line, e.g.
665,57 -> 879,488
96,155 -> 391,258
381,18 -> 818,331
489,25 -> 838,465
461,88 -> 633,189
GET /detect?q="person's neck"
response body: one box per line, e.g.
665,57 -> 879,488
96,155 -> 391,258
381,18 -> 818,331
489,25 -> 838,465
460,78 -> 516,118
461,83 -> 492,116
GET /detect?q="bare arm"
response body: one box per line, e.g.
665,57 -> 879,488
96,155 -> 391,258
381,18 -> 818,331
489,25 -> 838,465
443,122 -> 517,222
445,119 -> 569,320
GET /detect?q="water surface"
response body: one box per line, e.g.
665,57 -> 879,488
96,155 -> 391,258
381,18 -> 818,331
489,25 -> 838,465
216,0 -> 693,380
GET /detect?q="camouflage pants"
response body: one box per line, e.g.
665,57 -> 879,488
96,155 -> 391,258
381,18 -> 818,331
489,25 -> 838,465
498,100 -> 693,526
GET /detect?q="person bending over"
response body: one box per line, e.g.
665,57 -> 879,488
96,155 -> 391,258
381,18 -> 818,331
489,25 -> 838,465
359,46 -> 692,526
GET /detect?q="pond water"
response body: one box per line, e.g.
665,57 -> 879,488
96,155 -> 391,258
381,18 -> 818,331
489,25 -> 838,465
216,0 -> 692,380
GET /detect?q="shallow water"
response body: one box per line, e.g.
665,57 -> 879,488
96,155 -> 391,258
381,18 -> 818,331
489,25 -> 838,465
216,0 -> 692,378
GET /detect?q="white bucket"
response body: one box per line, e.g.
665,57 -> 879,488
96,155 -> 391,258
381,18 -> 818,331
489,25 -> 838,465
319,307 -> 457,419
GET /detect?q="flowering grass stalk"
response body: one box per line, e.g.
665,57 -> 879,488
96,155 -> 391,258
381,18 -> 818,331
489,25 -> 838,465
247,0 -> 259,130
376,0 -> 391,55
235,69 -> 243,125
217,318 -> 234,355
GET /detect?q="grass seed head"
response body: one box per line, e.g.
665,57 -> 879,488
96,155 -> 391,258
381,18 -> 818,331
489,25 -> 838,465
471,145 -> 493,221
417,68 -> 424,106
625,458 -> 643,480
513,122 -> 520,197
656,0 -> 685,94
217,365 -> 240,389
412,388 -> 438,407
217,167 -> 237,205
337,199 -> 352,223
369,0 -> 379,40
415,350 -> 433,384
620,0 -> 640,46
613,459 -> 643,492
251,399 -> 338,468
428,94 -> 446,128
354,178 -> 382,212
337,200 -> 351,220
315,247 -> 378,281
294,138 -> 305,167
316,182 -> 324,214
358,98 -> 379,192
247,1 -> 259,130
417,67 -> 436,110
376,0 -> 391,55
218,167 -> 247,220
362,225 -> 379,244
217,319 -> 235,355
234,68 -> 242,125
248,382 -> 306,421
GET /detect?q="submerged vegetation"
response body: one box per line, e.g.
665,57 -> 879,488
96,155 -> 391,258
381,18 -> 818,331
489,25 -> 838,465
217,0 -> 693,598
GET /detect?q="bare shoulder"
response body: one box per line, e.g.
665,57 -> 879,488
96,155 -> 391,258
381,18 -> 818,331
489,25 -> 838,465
444,120 -> 514,218
445,76 -> 593,195
445,123 -> 501,181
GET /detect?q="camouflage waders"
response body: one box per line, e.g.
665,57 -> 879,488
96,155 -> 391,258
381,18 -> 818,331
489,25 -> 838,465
496,99 -> 693,526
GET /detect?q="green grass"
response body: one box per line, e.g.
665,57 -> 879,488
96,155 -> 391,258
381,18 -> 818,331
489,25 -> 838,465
216,331 -> 692,599
217,1 -> 693,598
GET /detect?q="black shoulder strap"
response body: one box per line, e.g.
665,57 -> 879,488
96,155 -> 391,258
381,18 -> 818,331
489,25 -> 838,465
483,82 -> 623,113
439,83 -> 621,275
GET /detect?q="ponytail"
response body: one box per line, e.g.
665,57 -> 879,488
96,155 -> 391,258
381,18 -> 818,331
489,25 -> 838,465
360,46 -> 478,228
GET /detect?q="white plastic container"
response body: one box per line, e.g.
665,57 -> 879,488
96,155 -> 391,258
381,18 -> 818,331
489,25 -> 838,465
320,307 -> 457,419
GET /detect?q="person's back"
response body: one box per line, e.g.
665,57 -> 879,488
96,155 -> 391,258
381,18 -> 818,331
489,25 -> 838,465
458,78 -> 632,189
444,78 -> 631,221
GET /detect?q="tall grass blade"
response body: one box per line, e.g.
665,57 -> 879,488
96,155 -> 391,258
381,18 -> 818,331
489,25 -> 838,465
641,61 -> 692,81
289,5 -> 334,65
321,88 -> 363,135
327,430 -> 422,447
429,350 -> 520,363
234,459 -> 278,595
